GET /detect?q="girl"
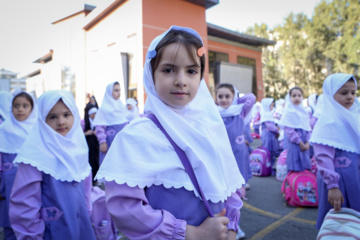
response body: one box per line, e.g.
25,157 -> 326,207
251,102 -> 261,135
93,81 -> 128,166
84,107 -> 100,183
9,90 -> 95,240
216,83 -> 255,191
0,90 -> 37,240
310,73 -> 360,229
96,26 -> 244,240
260,98 -> 279,174
279,87 -> 312,172
125,97 -> 140,122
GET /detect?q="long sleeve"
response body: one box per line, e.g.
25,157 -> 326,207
225,191 -> 243,232
95,126 -> 107,144
9,163 -> 44,240
105,181 -> 186,240
265,121 -> 279,134
313,144 -> 339,189
284,126 -> 301,144
83,173 -> 93,215
238,93 -> 256,119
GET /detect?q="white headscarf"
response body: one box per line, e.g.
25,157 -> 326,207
96,25 -> 244,203
0,91 -> 12,120
308,93 -> 317,114
125,98 -> 140,121
313,94 -> 323,119
217,85 -> 244,118
0,90 -> 38,154
310,73 -> 360,154
279,91 -> 311,131
260,98 -> 275,123
92,81 -> 127,126
14,90 -> 91,182
88,107 -> 98,130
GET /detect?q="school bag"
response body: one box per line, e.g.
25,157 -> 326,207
317,208 -> 360,240
90,186 -> 118,240
310,156 -> 318,175
249,146 -> 271,176
281,170 -> 318,207
276,149 -> 287,181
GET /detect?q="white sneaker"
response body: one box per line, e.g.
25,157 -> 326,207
245,183 -> 250,190
236,227 -> 246,239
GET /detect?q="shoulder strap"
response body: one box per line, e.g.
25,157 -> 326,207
147,114 -> 214,217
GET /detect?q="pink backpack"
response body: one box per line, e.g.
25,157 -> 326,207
250,146 -> 271,176
276,149 -> 287,181
281,170 -> 318,207
90,186 -> 117,240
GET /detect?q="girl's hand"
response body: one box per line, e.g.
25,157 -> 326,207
186,208 -> 229,240
328,188 -> 344,212
299,141 -> 306,151
245,140 -> 249,146
100,142 -> 108,153
304,142 -> 310,151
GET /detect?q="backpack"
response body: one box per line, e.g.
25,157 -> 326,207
276,149 -> 287,181
310,156 -> 318,175
317,208 -> 360,239
249,146 -> 271,176
281,170 -> 318,207
90,186 -> 117,240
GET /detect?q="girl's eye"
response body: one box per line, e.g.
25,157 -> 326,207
48,115 -> 57,120
162,68 -> 174,73
218,95 -> 223,99
187,69 -> 198,75
225,94 -> 231,99
14,104 -> 20,109
23,104 -> 29,109
64,113 -> 72,117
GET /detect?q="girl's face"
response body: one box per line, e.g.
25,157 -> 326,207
216,87 -> 234,109
270,102 -> 275,110
89,112 -> 96,120
290,89 -> 303,105
153,43 -> 201,108
12,96 -> 33,121
46,100 -> 74,136
334,80 -> 356,109
112,84 -> 121,100
127,104 -> 133,111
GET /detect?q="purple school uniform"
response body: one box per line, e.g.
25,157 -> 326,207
9,163 -> 96,240
97,123 -> 127,165
0,152 -> 17,235
285,127 -> 311,172
261,121 -> 279,167
315,144 -> 360,229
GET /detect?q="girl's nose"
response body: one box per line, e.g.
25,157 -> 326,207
175,72 -> 186,86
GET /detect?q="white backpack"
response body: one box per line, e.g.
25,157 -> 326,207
317,208 -> 360,240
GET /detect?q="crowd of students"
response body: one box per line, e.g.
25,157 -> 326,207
0,25 -> 359,240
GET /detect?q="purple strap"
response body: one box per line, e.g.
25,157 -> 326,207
147,114 -> 214,217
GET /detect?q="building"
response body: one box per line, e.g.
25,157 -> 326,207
0,68 -> 26,92
25,0 -> 275,114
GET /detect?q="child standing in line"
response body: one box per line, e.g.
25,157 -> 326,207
0,90 -> 38,240
96,26 -> 244,240
93,81 -> 128,166
260,98 -> 279,175
279,87 -> 312,172
9,90 -> 95,240
216,84 -> 255,191
251,102 -> 261,135
310,73 -> 360,229
125,98 -> 140,122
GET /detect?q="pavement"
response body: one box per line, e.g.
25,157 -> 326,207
239,138 -> 319,240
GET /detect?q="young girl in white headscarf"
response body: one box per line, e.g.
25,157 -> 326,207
279,87 -> 312,172
125,98 -> 140,122
260,98 -> 279,174
92,81 -> 128,165
0,90 -> 37,239
9,90 -> 95,240
310,73 -> 360,229
96,26 -> 244,240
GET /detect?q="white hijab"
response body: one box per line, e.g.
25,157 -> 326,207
313,94 -> 323,119
308,93 -> 317,113
278,91 -> 311,131
217,85 -> 244,118
125,98 -> 140,121
96,25 -> 244,203
88,107 -> 98,130
92,81 -> 127,126
310,73 -> 360,154
14,90 -> 91,182
260,98 -> 275,123
0,90 -> 38,154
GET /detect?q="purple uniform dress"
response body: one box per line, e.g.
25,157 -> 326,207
95,123 -> 127,165
284,127 -> 311,172
105,181 -> 242,240
314,144 -> 360,229
9,163 -> 96,240
0,152 -> 17,239
261,121 -> 279,167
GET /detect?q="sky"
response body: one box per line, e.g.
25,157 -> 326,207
0,0 -> 322,77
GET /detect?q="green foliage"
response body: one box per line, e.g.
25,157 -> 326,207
246,0 -> 359,99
